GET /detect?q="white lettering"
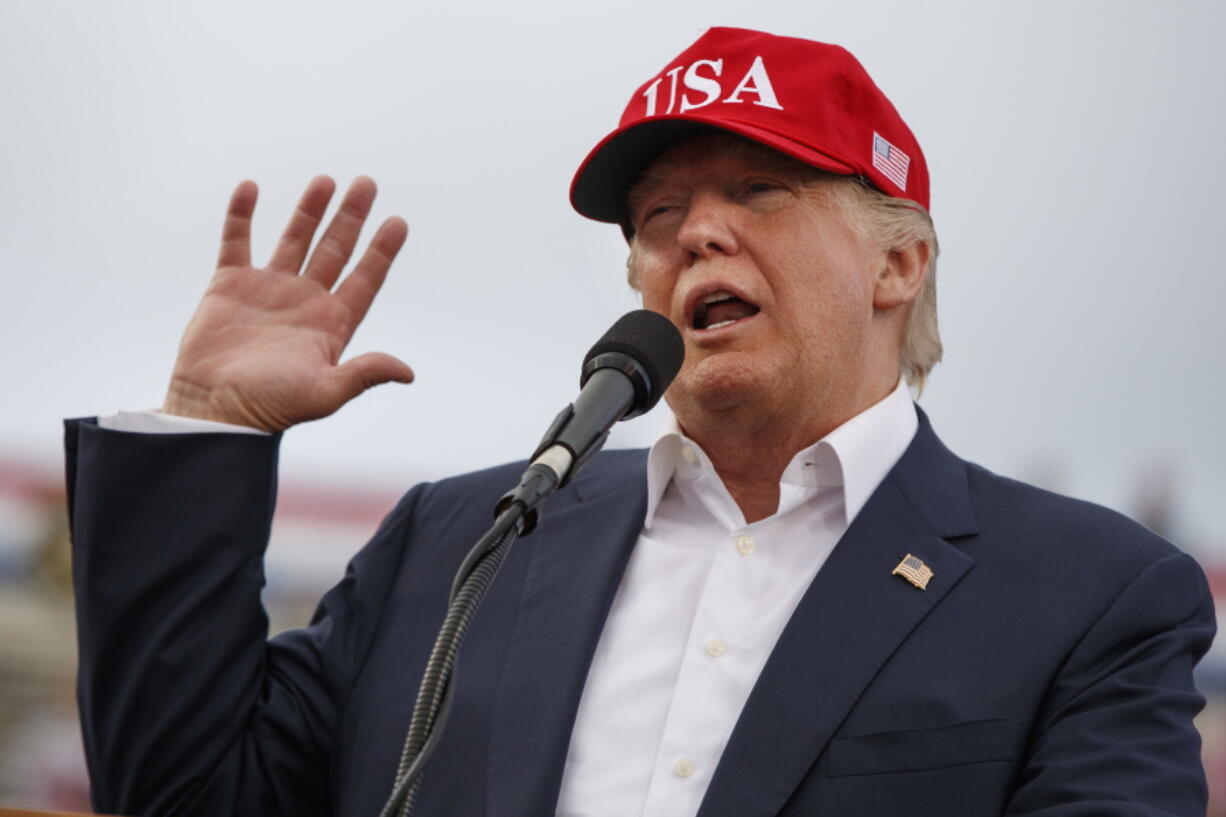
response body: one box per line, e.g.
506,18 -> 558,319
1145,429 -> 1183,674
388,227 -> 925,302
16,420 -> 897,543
723,56 -> 783,110
679,59 -> 724,112
663,65 -> 684,115
641,76 -> 663,117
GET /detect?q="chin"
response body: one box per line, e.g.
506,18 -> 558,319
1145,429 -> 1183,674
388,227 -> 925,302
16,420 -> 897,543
672,353 -> 779,414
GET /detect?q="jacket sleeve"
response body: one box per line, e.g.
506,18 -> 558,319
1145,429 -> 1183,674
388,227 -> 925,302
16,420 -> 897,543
1004,549 -> 1217,816
66,418 -> 418,816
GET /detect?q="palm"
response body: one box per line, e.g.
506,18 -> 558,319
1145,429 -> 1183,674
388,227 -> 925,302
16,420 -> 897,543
165,176 -> 412,432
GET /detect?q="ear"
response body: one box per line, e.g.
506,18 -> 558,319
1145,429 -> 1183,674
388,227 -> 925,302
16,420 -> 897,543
873,239 -> 930,311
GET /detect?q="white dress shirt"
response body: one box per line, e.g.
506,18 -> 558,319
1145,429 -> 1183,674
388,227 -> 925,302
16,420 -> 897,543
97,378 -> 918,816
554,378 -> 917,817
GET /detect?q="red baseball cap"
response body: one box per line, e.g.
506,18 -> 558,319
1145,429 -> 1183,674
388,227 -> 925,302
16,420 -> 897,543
570,27 -> 929,228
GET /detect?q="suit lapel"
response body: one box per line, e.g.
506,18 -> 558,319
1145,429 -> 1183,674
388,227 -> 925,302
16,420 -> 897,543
697,412 -> 978,817
486,454 -> 648,817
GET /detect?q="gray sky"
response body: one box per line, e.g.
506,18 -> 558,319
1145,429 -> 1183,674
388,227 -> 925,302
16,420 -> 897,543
3,1 -> 1224,549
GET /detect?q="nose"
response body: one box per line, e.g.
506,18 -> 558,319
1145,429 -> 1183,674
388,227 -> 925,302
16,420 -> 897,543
676,192 -> 739,263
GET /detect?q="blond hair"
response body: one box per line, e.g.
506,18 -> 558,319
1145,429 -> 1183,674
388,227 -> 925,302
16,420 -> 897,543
825,176 -> 942,392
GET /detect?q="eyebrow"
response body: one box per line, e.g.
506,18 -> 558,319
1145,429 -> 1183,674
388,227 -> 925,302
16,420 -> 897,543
626,171 -> 671,217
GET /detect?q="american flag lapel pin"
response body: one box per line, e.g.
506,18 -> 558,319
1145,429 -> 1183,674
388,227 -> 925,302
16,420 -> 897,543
892,554 -> 934,590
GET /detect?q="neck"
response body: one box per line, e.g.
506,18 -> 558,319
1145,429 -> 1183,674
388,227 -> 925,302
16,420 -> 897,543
677,404 -> 835,524
676,374 -> 900,524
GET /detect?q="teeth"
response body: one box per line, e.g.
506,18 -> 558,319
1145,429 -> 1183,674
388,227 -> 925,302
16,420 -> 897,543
705,319 -> 737,330
702,290 -> 735,304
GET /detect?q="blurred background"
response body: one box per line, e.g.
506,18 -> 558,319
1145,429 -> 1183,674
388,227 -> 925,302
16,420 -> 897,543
2,0 -> 1224,811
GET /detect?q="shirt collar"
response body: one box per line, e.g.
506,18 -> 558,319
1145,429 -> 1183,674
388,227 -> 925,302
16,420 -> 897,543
820,377 -> 918,526
643,377 -> 918,529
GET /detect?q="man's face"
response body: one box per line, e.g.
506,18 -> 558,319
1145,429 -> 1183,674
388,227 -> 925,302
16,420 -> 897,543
627,134 -> 889,429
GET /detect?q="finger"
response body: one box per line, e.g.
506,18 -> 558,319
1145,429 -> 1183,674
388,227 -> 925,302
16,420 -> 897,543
335,216 -> 409,322
302,176 -> 377,289
267,175 -> 336,273
217,180 -> 258,269
329,351 -> 415,405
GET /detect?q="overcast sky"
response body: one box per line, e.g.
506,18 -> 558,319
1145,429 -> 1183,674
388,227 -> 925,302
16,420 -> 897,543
3,1 -> 1224,549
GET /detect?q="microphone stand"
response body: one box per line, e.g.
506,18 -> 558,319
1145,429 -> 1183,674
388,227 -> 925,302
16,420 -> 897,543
377,504 -> 525,817
376,442 -> 574,817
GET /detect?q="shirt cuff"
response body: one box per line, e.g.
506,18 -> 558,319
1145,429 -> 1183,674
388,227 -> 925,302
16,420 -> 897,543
96,410 -> 271,436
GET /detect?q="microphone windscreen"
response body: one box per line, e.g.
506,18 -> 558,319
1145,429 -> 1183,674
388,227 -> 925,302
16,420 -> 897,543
582,310 -> 685,412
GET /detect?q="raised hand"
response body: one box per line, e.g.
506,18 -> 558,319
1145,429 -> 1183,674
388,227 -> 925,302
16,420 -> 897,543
162,176 -> 413,432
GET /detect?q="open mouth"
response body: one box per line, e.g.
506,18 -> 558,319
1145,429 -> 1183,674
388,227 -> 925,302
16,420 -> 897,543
692,290 -> 761,331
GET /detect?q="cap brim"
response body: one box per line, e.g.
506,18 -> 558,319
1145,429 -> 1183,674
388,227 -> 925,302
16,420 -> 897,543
570,115 -> 859,226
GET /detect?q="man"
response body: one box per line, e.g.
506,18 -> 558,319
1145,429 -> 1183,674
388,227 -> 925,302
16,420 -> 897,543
67,27 -> 1213,817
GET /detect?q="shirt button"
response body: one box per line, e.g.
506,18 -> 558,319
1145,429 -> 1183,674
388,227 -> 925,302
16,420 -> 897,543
681,447 -> 698,464
672,757 -> 695,778
735,535 -> 755,555
705,638 -> 727,658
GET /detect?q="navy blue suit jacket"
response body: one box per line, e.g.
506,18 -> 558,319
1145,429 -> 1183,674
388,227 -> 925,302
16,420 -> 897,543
66,409 -> 1215,816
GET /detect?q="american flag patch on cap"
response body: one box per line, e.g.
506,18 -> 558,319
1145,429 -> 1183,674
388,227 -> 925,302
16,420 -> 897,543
872,132 -> 911,192
892,553 -> 933,590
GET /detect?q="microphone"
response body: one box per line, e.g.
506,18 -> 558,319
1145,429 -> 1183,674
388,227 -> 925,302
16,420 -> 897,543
497,310 -> 684,533
380,311 -> 684,817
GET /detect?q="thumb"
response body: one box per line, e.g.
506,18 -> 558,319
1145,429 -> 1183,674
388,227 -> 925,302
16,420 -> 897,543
332,351 -> 415,403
